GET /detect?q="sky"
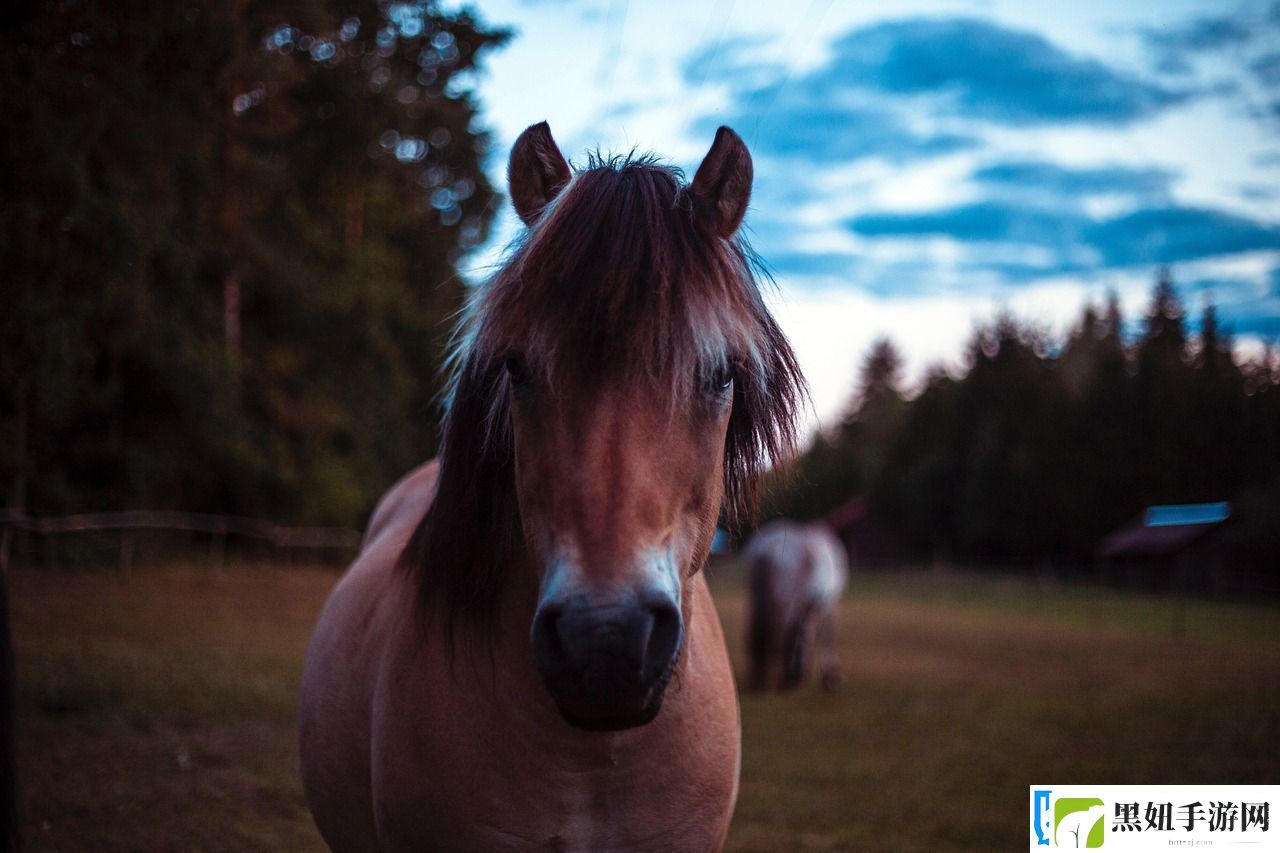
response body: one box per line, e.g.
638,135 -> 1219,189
442,0 -> 1280,429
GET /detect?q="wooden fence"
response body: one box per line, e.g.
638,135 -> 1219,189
0,509 -> 361,574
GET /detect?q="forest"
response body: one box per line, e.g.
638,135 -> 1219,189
766,271 -> 1280,569
2,0 -> 507,526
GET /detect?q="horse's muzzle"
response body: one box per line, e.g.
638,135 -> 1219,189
531,597 -> 683,731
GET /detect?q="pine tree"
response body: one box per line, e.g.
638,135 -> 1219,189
1,2 -> 508,526
847,337 -> 905,509
1132,267 -> 1195,503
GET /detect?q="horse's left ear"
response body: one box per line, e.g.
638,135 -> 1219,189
509,121 -> 572,226
690,126 -> 753,239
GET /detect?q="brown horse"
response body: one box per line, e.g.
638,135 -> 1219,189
299,122 -> 804,852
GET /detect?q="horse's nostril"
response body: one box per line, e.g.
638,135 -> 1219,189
634,610 -> 656,677
644,600 -> 682,681
531,606 -> 566,673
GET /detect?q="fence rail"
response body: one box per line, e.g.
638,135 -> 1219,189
0,508 -> 361,573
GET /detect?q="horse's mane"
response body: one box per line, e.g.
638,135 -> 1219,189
399,152 -> 806,640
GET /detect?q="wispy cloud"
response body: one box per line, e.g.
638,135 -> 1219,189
683,34 -> 781,91
849,202 -> 1086,251
1185,265 -> 1280,337
816,18 -> 1191,126
687,17 -> 1192,171
764,251 -> 865,280
683,15 -> 1276,318
971,161 -> 1176,200
848,201 -> 1280,269
1141,15 -> 1252,74
1136,2 -> 1280,132
1252,52 -> 1280,86
694,96 -> 976,165
1087,207 -> 1280,266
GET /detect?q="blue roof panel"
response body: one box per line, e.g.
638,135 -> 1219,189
1144,502 -> 1231,527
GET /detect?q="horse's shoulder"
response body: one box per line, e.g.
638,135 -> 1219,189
305,462 -> 439,702
362,459 -> 441,549
301,487 -> 430,853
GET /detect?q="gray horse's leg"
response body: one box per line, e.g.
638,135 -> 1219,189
817,606 -> 842,691
780,604 -> 814,690
747,599 -> 771,691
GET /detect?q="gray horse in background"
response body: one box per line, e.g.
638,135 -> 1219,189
745,520 -> 848,691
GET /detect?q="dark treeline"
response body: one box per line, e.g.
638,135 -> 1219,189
766,269 -> 1280,569
2,2 -> 507,525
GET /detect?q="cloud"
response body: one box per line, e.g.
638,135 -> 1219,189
685,17 -> 1189,171
1149,16 -> 1252,52
1086,207 -> 1280,266
815,18 -> 1189,126
1134,6 -> 1280,130
1250,52 -> 1280,86
849,202 -> 1086,247
1141,15 -> 1253,73
763,251 -> 864,280
693,97 -> 976,165
1232,315 -> 1280,336
1251,52 -> 1280,127
676,11 -> 1274,336
1239,182 -> 1279,201
1183,267 -> 1280,338
972,161 -> 1176,199
764,253 -> 957,298
683,35 -> 781,91
847,201 -> 1280,269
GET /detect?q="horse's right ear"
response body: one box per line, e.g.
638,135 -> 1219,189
691,126 -> 753,239
509,121 -> 571,226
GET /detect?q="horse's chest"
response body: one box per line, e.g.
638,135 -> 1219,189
375,736 -> 699,851
372,686 -> 733,852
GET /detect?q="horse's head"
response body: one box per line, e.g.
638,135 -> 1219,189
404,123 -> 804,731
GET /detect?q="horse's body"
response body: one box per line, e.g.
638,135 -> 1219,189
300,123 -> 804,851
745,521 -> 847,691
300,461 -> 740,851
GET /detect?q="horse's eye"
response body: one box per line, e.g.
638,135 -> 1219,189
708,364 -> 734,396
504,351 -> 531,387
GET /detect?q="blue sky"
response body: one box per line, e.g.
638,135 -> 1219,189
445,0 -> 1280,427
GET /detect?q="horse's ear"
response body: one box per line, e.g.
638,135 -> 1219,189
690,126 -> 753,239
509,121 -> 572,226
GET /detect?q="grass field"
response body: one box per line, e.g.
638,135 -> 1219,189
10,562 -> 1280,851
